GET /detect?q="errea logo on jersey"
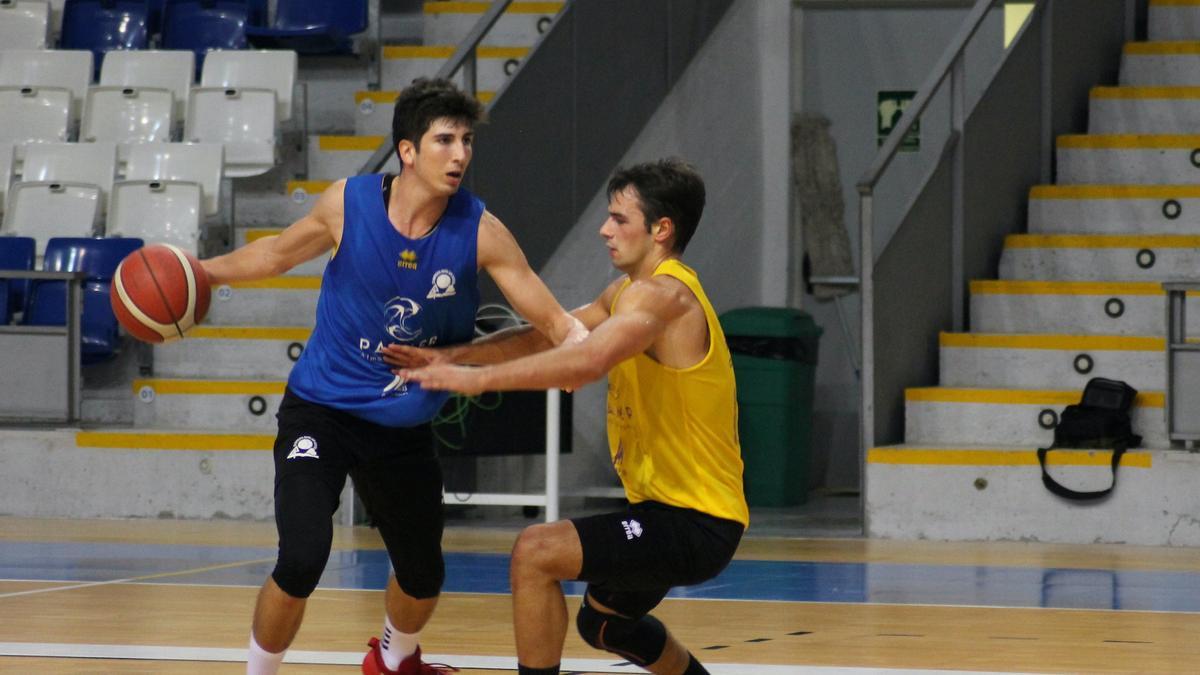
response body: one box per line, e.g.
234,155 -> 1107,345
397,249 -> 418,270
287,436 -> 319,460
621,519 -> 643,540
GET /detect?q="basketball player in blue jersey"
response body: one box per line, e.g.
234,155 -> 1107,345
388,159 -> 747,675
200,78 -> 587,675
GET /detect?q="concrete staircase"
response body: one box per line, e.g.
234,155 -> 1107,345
0,1 -> 565,521
867,0 -> 1200,546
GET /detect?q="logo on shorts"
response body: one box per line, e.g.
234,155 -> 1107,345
287,436 -> 320,460
621,519 -> 643,540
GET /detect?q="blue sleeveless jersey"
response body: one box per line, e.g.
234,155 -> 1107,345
288,174 -> 482,426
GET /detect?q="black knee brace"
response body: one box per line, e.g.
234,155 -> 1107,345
575,597 -> 667,666
272,475 -> 337,598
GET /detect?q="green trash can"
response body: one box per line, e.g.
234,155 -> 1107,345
719,307 -> 822,507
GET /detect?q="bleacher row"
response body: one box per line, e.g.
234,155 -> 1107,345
0,0 -> 367,63
0,48 -> 298,178
1,140 -> 222,254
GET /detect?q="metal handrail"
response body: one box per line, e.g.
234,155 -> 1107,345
357,0 -> 517,175
857,0 -> 1000,195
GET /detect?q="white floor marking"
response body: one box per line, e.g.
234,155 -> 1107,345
0,642 -> 1046,674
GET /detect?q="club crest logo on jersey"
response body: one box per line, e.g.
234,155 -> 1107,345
397,249 -> 418,271
286,436 -> 319,460
427,269 -> 457,299
384,297 -> 423,342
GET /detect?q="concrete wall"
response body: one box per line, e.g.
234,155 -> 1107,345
479,0 -> 792,495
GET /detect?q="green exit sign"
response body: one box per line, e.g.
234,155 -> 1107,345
878,90 -> 919,152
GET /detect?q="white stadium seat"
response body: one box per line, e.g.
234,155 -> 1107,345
0,86 -> 70,153
200,50 -> 297,123
122,142 -> 223,217
0,182 -> 100,253
100,50 -> 194,128
0,1 -> 51,50
107,180 -> 202,253
185,87 -> 276,178
82,86 -> 174,162
21,142 -> 116,213
0,49 -> 93,122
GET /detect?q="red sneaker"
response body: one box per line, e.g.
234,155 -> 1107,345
361,638 -> 459,675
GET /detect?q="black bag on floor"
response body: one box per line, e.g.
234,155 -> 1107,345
1036,377 -> 1142,501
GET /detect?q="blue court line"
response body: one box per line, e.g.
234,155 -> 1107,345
3,541 -> 1200,613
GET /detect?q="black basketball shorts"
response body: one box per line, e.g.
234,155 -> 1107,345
571,501 -> 744,618
273,388 -> 446,598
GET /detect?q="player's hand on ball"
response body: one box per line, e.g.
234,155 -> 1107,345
381,344 -> 448,368
397,364 -> 485,396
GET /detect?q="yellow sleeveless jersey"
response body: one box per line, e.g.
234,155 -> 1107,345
606,259 -> 749,526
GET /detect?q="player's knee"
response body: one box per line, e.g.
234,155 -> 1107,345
393,557 -> 444,599
271,552 -> 327,599
575,598 -> 667,666
510,525 -> 555,581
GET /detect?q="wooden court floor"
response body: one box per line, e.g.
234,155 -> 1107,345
2,516 -> 1200,673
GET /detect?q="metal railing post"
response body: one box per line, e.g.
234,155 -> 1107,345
951,55 -> 966,332
858,190 -> 874,531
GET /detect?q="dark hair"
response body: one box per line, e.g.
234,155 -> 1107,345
606,158 -> 706,253
391,78 -> 486,151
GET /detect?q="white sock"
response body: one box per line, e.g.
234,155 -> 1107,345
247,633 -> 285,675
381,615 -> 419,670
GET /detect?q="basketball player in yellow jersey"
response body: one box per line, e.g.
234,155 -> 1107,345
388,158 -> 747,675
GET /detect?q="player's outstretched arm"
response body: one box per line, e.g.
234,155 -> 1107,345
201,180 -> 345,284
399,276 -> 687,394
476,211 -> 588,347
382,283 -> 616,369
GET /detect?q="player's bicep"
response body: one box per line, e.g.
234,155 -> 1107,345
268,182 -> 342,270
582,308 -> 666,368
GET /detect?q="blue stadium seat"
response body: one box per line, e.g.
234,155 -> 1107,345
151,0 -> 264,33
60,1 -> 153,75
245,0 -> 368,54
0,236 -> 35,324
161,0 -> 263,73
24,236 -> 144,362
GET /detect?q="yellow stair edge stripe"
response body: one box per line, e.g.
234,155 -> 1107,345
355,90 -> 399,104
868,448 -> 1152,468
76,431 -> 274,451
244,228 -> 283,243
969,280 -> 1173,296
383,45 -> 455,59
286,180 -> 334,195
424,2 -> 563,14
317,135 -> 386,151
1057,134 -> 1200,149
226,277 -> 321,291
1125,41 -> 1200,55
938,332 -> 1164,351
1030,184 -> 1200,199
1091,85 -> 1200,99
1006,234 -> 1200,248
382,45 -> 530,59
1151,0 -> 1200,6
187,326 -> 312,341
355,90 -> 495,104
132,379 -> 286,396
905,387 -> 1164,407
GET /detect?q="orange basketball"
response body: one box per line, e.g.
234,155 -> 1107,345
110,244 -> 211,344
